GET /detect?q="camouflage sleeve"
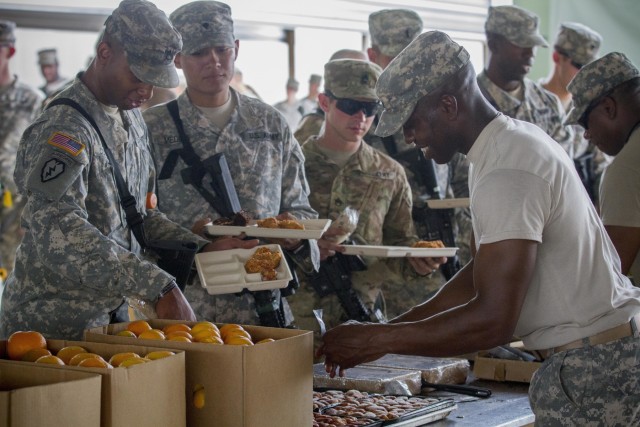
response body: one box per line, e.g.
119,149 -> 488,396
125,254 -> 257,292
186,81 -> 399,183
546,91 -> 575,155
24,128 -> 172,300
279,125 -> 318,220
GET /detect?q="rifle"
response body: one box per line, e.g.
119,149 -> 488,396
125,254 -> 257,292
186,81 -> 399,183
308,249 -> 371,322
395,148 -> 461,280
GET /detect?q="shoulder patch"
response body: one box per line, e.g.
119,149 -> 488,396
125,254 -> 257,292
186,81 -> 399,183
47,131 -> 85,156
41,158 -> 66,182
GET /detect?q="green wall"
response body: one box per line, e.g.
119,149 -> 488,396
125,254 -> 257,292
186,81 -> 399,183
515,0 -> 640,81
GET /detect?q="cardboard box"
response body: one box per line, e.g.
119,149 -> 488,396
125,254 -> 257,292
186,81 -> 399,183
0,340 -> 185,427
85,320 -> 313,427
0,363 -> 101,427
473,353 -> 541,383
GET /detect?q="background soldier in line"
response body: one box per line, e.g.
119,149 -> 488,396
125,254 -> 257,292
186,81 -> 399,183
0,20 -> 43,288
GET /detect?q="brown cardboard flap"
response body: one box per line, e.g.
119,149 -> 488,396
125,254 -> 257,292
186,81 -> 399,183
0,363 -> 101,427
473,354 -> 541,383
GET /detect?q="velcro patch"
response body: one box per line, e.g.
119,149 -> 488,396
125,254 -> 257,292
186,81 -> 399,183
47,132 -> 85,156
41,158 -> 66,182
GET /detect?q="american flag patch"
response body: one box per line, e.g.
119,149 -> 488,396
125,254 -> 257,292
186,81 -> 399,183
47,132 -> 85,156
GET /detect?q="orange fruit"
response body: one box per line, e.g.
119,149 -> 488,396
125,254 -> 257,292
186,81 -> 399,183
21,348 -> 52,362
197,335 -> 224,345
167,336 -> 192,343
78,356 -> 113,369
165,330 -> 193,340
35,355 -> 65,365
162,323 -> 191,335
256,338 -> 276,344
7,331 -> 47,361
68,352 -> 102,366
108,352 -> 141,367
225,328 -> 252,340
126,320 -> 152,336
190,321 -> 219,335
224,335 -> 253,346
145,351 -> 175,360
138,329 -> 166,340
193,384 -> 205,409
56,346 -> 88,364
119,357 -> 148,368
192,329 -> 220,342
116,330 -> 137,338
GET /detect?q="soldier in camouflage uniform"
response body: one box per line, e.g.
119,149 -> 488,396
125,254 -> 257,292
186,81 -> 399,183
366,9 -> 471,317
478,5 -> 575,156
0,0 -> 202,340
0,21 -> 43,282
144,1 -> 319,326
294,49 -> 367,145
318,32 -> 640,426
565,53 -> 640,284
541,22 -> 610,203
287,59 -> 447,343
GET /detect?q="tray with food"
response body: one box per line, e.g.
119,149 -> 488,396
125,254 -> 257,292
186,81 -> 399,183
194,244 -> 293,295
312,389 -> 456,426
342,240 -> 458,258
205,216 -> 332,240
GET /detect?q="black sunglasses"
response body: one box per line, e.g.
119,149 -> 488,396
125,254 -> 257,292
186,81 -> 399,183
325,91 -> 382,117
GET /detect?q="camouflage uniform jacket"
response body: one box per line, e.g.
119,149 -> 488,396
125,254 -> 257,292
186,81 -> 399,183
301,138 -> 419,302
0,76 -> 42,194
477,70 -> 574,154
143,89 -> 319,323
0,77 -> 205,339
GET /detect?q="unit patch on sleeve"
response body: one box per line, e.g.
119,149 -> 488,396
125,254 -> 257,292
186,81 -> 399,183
47,131 -> 85,156
41,158 -> 66,182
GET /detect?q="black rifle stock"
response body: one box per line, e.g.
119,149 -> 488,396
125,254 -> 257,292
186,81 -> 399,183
308,250 -> 371,322
146,239 -> 199,292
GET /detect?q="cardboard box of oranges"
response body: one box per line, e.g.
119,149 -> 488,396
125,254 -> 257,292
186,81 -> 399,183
85,320 -> 313,427
0,339 -> 185,427
0,362 -> 101,427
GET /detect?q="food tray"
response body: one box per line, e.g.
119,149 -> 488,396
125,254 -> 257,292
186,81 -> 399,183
342,245 -> 458,258
313,390 -> 456,426
194,244 -> 293,295
205,218 -> 332,240
426,198 -> 470,209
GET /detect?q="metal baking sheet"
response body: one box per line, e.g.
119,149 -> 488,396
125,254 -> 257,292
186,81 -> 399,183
426,198 -> 470,209
342,245 -> 458,258
205,218 -> 332,240
195,244 -> 292,295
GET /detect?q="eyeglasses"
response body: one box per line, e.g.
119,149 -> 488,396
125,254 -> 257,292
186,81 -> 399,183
326,91 -> 382,117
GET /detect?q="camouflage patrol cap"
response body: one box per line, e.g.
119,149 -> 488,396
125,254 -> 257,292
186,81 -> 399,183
554,22 -> 602,67
485,5 -> 548,48
309,74 -> 322,85
566,52 -> 639,126
324,59 -> 382,101
375,31 -> 470,137
37,48 -> 58,65
170,1 -> 235,55
105,0 -> 182,88
286,78 -> 299,90
369,9 -> 423,57
0,20 -> 16,45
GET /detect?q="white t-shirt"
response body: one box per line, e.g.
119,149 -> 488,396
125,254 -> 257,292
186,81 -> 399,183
466,114 -> 640,349
600,126 -> 640,282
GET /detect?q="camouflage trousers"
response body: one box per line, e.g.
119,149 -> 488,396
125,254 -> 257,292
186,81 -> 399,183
529,333 -> 640,426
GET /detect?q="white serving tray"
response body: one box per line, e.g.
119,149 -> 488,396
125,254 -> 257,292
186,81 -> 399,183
195,244 -> 293,295
205,218 -> 332,240
426,198 -> 470,209
342,245 -> 458,258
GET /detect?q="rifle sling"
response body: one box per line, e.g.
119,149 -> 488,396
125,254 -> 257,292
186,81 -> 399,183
46,98 -> 149,248
164,100 -> 228,215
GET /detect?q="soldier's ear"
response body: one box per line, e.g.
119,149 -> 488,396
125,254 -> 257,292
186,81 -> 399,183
318,93 -> 331,113
7,46 -> 15,58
